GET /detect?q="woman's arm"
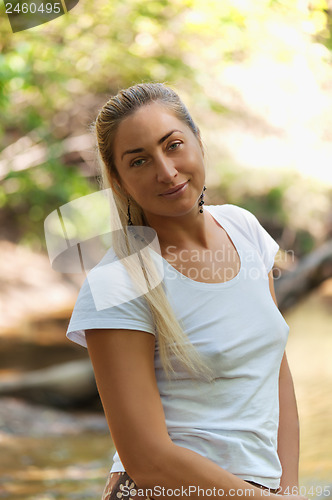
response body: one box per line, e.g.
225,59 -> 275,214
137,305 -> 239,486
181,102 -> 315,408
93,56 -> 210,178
86,327 -> 279,500
278,352 -> 300,493
268,271 -> 300,493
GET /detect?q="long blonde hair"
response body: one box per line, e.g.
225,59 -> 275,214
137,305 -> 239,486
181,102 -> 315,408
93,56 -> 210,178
94,83 -> 211,380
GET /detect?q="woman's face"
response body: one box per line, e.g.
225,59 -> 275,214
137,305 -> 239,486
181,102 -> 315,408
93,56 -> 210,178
113,102 -> 205,220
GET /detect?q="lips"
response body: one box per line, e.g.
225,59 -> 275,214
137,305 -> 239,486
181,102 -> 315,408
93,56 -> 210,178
160,181 -> 188,196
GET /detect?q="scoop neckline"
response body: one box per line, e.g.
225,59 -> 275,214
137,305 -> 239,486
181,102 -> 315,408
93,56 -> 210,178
161,205 -> 243,289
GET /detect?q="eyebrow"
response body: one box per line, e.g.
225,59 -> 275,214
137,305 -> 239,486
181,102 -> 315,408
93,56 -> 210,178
121,130 -> 183,160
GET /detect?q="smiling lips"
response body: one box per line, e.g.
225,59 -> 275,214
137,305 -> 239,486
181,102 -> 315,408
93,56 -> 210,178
160,181 -> 188,197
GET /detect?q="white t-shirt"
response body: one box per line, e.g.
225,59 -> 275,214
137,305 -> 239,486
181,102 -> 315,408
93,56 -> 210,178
67,204 -> 289,490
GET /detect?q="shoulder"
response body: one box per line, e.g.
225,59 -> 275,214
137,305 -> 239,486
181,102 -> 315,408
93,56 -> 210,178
74,247 -> 154,314
205,204 -> 279,273
205,203 -> 251,216
66,245 -> 156,347
205,203 -> 259,230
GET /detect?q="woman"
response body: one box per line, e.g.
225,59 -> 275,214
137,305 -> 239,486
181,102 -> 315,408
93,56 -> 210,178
67,83 -> 307,500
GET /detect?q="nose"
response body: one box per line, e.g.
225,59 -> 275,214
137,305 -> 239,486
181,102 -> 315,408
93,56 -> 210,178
155,153 -> 178,183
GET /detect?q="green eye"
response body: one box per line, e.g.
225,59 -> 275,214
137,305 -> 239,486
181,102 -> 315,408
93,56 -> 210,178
169,142 -> 181,150
131,158 -> 145,167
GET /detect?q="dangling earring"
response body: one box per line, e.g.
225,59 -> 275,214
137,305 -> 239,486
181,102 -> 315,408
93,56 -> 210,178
127,197 -> 133,226
198,185 -> 206,213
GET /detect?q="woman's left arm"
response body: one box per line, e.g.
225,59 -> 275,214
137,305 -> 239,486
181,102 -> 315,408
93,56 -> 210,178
268,270 -> 300,494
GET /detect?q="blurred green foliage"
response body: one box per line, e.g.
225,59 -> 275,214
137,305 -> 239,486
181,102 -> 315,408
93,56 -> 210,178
0,0 -> 331,252
0,161 -> 93,247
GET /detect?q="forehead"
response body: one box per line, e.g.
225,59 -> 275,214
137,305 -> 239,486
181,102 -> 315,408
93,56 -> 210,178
114,102 -> 186,152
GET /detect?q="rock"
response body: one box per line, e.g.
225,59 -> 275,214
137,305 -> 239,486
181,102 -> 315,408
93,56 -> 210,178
0,359 -> 99,408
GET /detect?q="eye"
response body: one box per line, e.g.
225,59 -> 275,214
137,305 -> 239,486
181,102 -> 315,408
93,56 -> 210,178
130,158 -> 145,167
168,141 -> 182,151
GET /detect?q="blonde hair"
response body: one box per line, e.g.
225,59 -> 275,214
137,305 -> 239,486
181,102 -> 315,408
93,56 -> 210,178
94,83 -> 211,380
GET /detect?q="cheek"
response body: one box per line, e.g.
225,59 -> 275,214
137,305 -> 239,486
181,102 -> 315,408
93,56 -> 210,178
185,142 -> 204,164
116,167 -> 142,193
124,176 -> 150,200
187,151 -> 205,177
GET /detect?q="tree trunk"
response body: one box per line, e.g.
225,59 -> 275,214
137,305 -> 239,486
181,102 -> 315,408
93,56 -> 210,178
275,239 -> 332,310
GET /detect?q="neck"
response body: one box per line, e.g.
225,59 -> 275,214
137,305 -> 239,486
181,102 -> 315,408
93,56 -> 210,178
143,206 -> 212,254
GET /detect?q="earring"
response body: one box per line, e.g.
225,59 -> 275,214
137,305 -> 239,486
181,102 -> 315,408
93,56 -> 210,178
127,197 -> 133,226
198,185 -> 206,213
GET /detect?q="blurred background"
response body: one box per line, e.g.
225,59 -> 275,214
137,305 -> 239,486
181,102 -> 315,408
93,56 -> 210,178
0,0 -> 331,498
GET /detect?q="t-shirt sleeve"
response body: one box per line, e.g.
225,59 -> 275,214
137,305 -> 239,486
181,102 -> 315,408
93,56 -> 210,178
66,264 -> 156,348
226,204 -> 279,274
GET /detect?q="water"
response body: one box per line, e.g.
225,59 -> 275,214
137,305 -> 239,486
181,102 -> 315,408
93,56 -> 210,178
0,432 -> 113,499
285,289 -> 332,496
0,401 -> 114,499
